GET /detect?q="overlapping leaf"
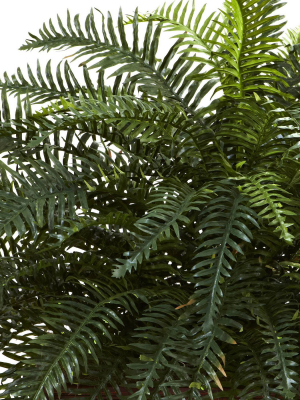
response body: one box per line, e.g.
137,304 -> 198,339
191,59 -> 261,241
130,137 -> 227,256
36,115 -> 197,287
242,173 -> 297,245
0,281 -> 148,400
113,179 -> 211,277
1,1 -> 300,399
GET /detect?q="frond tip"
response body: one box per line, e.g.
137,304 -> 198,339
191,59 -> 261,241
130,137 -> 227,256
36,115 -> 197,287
285,25 -> 300,45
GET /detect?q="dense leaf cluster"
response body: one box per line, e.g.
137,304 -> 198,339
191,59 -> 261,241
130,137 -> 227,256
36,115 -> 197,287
1,0 -> 300,398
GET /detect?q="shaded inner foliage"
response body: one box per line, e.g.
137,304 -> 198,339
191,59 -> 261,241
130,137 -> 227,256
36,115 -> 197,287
1,0 -> 300,399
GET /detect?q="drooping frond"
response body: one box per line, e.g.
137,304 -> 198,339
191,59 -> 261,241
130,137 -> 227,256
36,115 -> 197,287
56,353 -> 129,400
0,280 -> 149,400
18,7 -> 221,113
192,183 -> 258,332
113,179 -> 211,277
0,154 -> 88,241
211,98 -> 300,170
1,1 -> 300,399
256,295 -> 299,398
127,301 -> 227,400
242,173 -> 297,245
228,330 -> 276,399
126,302 -> 186,400
0,60 -> 86,105
32,93 -> 191,148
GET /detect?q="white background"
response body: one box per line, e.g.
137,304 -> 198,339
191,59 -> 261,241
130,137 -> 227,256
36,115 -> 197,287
0,0 -> 299,102
0,0 -> 299,377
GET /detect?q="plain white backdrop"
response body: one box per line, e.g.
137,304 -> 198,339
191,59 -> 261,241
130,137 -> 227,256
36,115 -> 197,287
0,0 -> 299,98
0,0 -> 299,377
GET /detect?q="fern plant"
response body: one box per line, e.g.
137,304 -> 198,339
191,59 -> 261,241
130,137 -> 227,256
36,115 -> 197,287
1,0 -> 300,399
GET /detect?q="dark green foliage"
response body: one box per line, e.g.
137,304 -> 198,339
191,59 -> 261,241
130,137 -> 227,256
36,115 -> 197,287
1,1 -> 300,399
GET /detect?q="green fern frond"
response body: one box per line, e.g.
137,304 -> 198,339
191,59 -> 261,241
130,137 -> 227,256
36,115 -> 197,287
242,173 -> 296,245
185,0 -> 289,99
148,0 -> 224,57
18,8 -> 218,112
112,180 -> 211,277
285,26 -> 300,45
213,98 -> 300,170
228,330 -> 275,399
256,296 -> 299,398
127,302 -> 184,400
1,1 -> 300,399
58,354 -> 128,399
0,285 -> 148,400
0,154 -> 88,241
0,60 -> 86,105
192,184 -> 258,332
31,93 -> 191,147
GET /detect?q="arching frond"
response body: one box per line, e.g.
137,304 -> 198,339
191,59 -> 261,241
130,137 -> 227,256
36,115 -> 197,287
192,184 -> 258,332
0,60 -> 86,105
256,295 -> 299,398
18,8 -> 220,113
228,330 -> 276,399
112,179 -> 211,277
1,1 -> 300,399
0,282 -> 149,400
184,0 -> 289,99
0,154 -> 88,241
144,0 -> 224,59
242,173 -> 296,245
212,98 -> 300,171
126,302 -> 186,400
